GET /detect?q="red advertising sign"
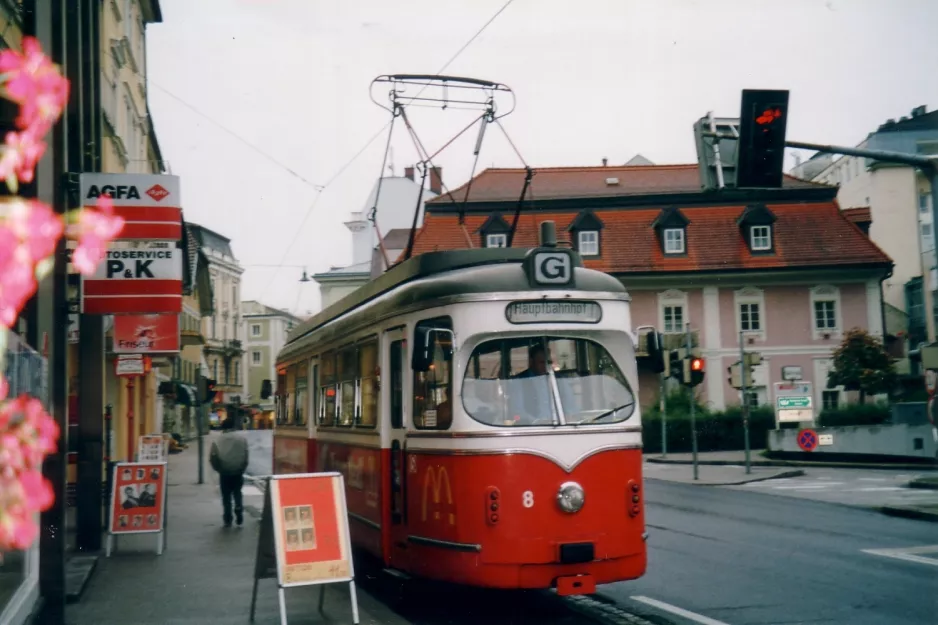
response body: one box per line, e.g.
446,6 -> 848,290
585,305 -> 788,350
80,173 -> 182,240
114,314 -> 180,354
270,474 -> 352,585
108,462 -> 167,534
81,244 -> 183,314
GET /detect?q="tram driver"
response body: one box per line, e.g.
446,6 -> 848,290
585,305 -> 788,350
509,344 -> 554,424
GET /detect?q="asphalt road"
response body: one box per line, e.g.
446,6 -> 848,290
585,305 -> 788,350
600,478 -> 938,625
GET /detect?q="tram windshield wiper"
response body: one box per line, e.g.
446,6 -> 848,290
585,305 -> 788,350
576,401 -> 636,425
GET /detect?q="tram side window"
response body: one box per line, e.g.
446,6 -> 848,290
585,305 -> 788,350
337,347 -> 358,427
294,361 -> 308,426
358,339 -> 379,428
275,371 -> 288,425
319,352 -> 336,426
284,365 -> 296,426
390,340 -> 404,429
412,318 -> 453,430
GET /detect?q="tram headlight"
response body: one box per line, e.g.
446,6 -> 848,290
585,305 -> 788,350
556,481 -> 585,514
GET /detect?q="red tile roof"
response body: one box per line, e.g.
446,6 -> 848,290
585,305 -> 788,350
407,202 -> 891,273
428,164 -> 830,204
842,207 -> 872,224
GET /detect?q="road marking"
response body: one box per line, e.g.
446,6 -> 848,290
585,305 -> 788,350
631,596 -> 732,625
857,477 -> 888,482
862,545 -> 938,568
853,487 -> 904,492
773,482 -> 844,490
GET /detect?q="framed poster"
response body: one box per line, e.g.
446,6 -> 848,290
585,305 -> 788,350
138,435 -> 167,462
107,461 -> 168,555
250,473 -> 359,624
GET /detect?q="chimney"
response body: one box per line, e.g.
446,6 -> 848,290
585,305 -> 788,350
602,157 -> 608,167
429,166 -> 443,194
404,166 -> 414,181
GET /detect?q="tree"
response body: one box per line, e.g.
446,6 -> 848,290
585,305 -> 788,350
827,328 -> 897,403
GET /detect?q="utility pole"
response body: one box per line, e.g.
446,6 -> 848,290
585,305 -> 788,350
660,374 -> 667,458
686,323 -> 698,481
740,332 -> 751,475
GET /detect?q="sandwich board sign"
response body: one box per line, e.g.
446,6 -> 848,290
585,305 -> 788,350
249,472 -> 359,625
106,461 -> 168,557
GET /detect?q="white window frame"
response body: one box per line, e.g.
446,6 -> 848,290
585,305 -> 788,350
734,287 -> 766,341
750,225 -> 772,251
251,351 -> 262,366
922,222 -> 934,252
810,285 -> 842,340
663,228 -> 685,254
485,233 -> 507,248
577,230 -> 599,256
658,289 -> 689,335
251,324 -> 261,337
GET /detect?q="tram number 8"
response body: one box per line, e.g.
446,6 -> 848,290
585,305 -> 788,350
522,490 -> 534,508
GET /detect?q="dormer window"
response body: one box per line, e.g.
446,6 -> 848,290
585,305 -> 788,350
567,209 -> 604,257
577,231 -> 599,256
737,203 -> 777,254
477,212 -> 511,248
652,206 -> 690,256
486,233 -> 507,248
663,228 -> 685,254
750,225 -> 772,251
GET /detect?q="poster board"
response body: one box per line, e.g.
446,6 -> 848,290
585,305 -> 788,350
138,434 -> 168,462
106,461 -> 168,557
249,473 -> 359,625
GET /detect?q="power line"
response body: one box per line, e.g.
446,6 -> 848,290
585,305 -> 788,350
436,0 -> 516,75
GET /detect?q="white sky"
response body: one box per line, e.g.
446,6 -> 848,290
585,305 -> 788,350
145,0 -> 938,316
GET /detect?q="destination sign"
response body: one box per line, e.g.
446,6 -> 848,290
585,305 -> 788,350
505,300 -> 602,324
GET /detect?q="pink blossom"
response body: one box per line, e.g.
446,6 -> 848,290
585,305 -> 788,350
0,129 -> 46,186
0,254 -> 37,327
18,471 -> 53,511
7,200 -> 63,262
71,208 -> 124,275
0,225 -> 15,268
0,36 -> 69,135
97,194 -> 114,215
0,375 -> 8,401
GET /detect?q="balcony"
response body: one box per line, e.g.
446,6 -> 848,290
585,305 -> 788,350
223,339 -> 243,356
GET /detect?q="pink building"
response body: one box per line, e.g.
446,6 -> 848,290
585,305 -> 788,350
408,163 -> 893,412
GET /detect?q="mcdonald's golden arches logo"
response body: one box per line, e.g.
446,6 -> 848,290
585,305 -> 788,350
421,465 -> 455,525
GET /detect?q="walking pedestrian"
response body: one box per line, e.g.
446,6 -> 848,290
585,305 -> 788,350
209,417 -> 249,527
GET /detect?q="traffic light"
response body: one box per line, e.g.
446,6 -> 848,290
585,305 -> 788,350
683,356 -> 705,387
736,89 -> 790,188
667,350 -> 684,381
728,362 -> 742,389
204,378 -> 217,403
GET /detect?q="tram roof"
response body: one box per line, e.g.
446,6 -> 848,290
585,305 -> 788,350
285,247 -> 626,347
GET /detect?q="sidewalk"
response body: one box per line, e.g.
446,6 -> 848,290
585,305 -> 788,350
643,459 -> 803,485
646,449 -> 938,471
65,435 -> 412,625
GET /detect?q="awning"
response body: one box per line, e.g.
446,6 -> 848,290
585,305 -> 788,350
175,384 -> 197,406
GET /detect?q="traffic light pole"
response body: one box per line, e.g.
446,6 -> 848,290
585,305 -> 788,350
740,331 -> 751,475
660,375 -> 667,458
686,324 -> 698,481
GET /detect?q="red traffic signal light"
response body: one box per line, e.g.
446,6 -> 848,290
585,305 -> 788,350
690,357 -> 704,372
683,356 -> 706,387
736,89 -> 790,189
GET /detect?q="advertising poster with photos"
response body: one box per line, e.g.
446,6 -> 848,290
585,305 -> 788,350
109,462 -> 167,534
138,434 -> 167,462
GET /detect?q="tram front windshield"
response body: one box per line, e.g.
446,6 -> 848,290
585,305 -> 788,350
462,336 -> 636,427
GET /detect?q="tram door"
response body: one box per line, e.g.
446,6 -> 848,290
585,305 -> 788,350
385,328 -> 409,569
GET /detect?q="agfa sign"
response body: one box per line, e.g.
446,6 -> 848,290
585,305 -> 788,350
80,173 -> 182,240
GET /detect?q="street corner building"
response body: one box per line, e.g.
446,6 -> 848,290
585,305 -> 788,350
404,162 -> 894,413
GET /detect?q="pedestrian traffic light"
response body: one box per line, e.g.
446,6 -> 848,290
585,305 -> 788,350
736,89 -> 790,188
683,356 -> 705,387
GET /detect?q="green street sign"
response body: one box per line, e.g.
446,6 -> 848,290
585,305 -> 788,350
777,396 -> 811,409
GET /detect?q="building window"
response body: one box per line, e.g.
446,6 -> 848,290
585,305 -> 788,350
739,302 -> 761,332
923,223 -> 934,251
486,233 -> 507,248
664,228 -> 685,254
810,285 -> 841,339
658,290 -> 688,335
213,359 -> 218,380
251,324 -> 261,337
734,287 -> 766,340
822,390 -> 839,411
814,300 -> 837,331
920,193 -> 930,214
234,361 -> 240,385
743,391 -> 760,408
252,351 -> 261,365
577,230 -> 599,256
663,305 -> 684,334
750,225 -> 772,251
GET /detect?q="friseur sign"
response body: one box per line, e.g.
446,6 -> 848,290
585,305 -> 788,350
79,173 -> 182,240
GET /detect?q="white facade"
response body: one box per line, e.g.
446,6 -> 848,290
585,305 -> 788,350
243,300 -> 300,409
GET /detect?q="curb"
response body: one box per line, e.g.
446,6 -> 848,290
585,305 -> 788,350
878,505 -> 938,523
687,469 -> 806,487
646,457 -> 938,471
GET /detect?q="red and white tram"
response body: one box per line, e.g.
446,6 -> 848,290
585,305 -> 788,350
267,223 -> 661,595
